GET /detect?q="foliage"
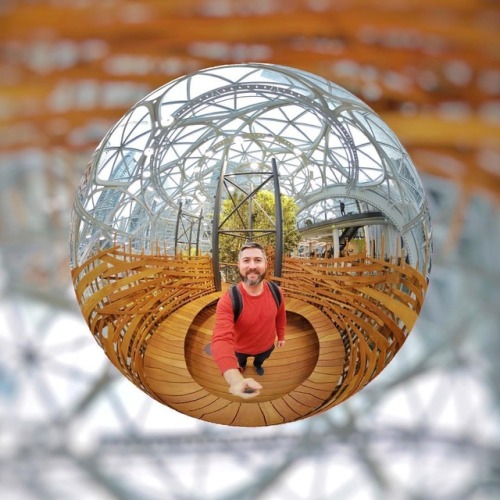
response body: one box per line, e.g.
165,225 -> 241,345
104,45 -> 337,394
218,190 -> 301,267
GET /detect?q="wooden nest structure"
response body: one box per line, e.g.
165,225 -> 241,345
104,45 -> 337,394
71,245 -> 427,426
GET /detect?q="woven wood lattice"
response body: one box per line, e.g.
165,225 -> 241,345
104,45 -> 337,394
71,245 -> 217,399
72,246 -> 427,425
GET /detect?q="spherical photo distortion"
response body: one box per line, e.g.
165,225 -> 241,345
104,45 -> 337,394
69,63 -> 432,427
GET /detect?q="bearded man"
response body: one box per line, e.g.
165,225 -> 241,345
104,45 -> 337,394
211,242 -> 286,399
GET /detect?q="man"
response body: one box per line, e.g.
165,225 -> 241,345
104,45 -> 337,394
211,242 -> 286,399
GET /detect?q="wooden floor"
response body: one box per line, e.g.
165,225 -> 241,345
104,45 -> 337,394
185,307 -> 319,403
142,293 -> 345,426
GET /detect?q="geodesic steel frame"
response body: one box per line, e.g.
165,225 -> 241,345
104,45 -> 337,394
69,63 -> 431,280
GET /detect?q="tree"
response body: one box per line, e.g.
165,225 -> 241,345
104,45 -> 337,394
218,190 -> 301,280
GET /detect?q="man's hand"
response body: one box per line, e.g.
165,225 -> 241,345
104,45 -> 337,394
276,340 -> 286,348
223,368 -> 262,399
229,378 -> 263,399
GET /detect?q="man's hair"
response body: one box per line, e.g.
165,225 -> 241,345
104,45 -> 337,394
238,242 -> 266,261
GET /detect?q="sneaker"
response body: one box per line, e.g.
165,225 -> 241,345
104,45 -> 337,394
255,366 -> 264,376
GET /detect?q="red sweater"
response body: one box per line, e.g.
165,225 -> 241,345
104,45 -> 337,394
211,281 -> 286,374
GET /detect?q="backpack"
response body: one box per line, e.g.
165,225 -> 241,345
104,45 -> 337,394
229,281 -> 282,323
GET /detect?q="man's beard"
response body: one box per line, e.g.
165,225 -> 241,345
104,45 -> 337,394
240,270 -> 266,286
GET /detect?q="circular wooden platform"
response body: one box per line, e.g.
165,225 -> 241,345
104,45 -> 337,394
142,293 -> 346,426
185,306 -> 320,403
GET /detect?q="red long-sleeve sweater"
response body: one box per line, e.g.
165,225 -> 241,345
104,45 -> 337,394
211,281 -> 286,374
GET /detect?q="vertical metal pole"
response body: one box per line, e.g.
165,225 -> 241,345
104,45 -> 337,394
174,201 -> 182,256
212,160 -> 228,291
272,157 -> 283,277
188,223 -> 193,256
247,179 -> 253,242
195,208 -> 203,256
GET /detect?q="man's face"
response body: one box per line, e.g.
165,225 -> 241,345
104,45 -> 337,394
238,248 -> 267,286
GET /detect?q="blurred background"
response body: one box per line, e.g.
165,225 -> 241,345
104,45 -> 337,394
1,0 -> 499,499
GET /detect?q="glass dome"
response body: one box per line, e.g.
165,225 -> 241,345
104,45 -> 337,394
70,63 -> 431,275
69,63 -> 432,426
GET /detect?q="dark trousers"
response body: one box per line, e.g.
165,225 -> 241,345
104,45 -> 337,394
236,345 -> 275,368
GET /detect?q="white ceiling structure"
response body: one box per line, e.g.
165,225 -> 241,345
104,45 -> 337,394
1,1 -> 499,499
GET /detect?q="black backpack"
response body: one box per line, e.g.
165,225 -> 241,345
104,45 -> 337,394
229,281 -> 282,323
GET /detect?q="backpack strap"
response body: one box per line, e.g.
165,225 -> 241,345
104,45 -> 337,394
229,281 -> 282,323
266,280 -> 282,307
229,284 -> 243,323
